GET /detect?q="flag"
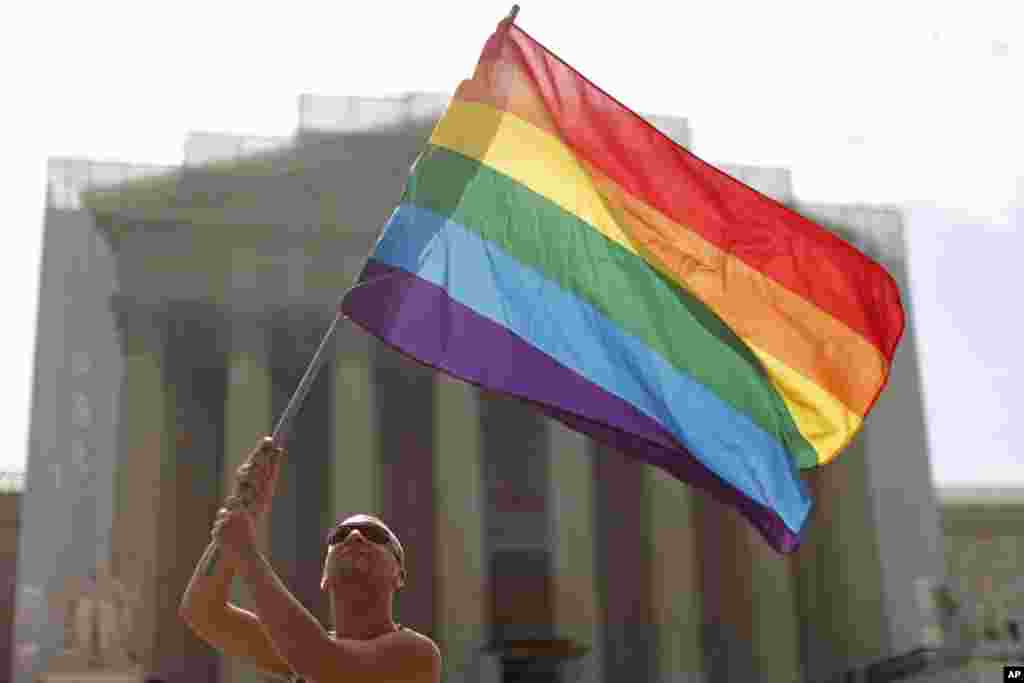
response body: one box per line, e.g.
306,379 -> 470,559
341,15 -> 905,552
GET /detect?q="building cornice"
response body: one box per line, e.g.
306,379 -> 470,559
936,487 -> 1024,505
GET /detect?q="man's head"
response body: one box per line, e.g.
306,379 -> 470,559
320,514 -> 406,594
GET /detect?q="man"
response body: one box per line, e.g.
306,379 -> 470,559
179,437 -> 441,683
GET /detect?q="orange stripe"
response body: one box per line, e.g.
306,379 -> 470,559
501,25 -> 904,366
453,62 -> 886,417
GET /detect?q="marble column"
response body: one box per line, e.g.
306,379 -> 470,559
152,305 -> 227,682
547,420 -> 601,683
695,488 -> 802,683
592,443 -> 655,683
646,468 -> 703,683
792,437 -> 888,681
219,318 -> 273,683
110,302 -> 169,675
693,492 -> 757,683
374,344 -> 437,638
745,524 -> 801,683
268,313 -> 332,632
328,326 -> 380,526
433,375 -> 491,683
326,325 -> 381,634
479,392 -> 555,648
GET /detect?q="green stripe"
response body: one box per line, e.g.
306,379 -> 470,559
408,144 -> 818,468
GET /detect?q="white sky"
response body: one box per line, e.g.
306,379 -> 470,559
1,0 -> 1021,487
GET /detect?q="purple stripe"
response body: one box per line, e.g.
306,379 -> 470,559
342,260 -> 802,553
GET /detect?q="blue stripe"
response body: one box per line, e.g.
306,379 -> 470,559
370,203 -> 810,530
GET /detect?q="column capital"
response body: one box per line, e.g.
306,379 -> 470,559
109,294 -> 171,356
225,311 -> 272,359
111,296 -> 235,356
109,295 -> 363,385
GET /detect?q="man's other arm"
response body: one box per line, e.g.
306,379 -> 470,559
179,540 -> 295,679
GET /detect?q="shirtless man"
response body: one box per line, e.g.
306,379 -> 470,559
179,437 -> 441,682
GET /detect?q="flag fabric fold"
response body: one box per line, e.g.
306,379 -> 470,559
341,16 -> 905,552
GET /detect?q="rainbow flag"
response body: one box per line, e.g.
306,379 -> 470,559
341,14 -> 905,552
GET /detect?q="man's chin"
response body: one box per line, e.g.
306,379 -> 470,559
330,558 -> 379,586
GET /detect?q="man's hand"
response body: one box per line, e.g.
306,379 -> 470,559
211,505 -> 259,567
228,436 -> 285,522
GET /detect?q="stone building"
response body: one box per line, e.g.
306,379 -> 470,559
2,487 -> 21,681
939,488 -> 1024,640
12,92 -> 946,683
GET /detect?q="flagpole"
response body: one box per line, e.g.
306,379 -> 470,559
201,2 -> 522,579
230,1 -> 522,456
270,308 -> 345,449
263,1 -> 517,446
203,304 -> 345,576
201,265 -> 410,576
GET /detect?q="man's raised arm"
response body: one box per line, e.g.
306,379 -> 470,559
178,437 -> 294,679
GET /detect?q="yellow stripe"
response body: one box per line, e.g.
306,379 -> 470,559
430,100 -> 641,258
749,346 -> 862,463
430,98 -> 859,464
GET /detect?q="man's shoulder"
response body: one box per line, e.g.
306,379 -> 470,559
398,627 -> 441,657
327,626 -> 439,663
387,628 -> 441,681
397,626 -> 435,644
299,627 -> 440,683
327,626 -> 436,647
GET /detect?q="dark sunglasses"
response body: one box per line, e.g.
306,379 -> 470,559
328,523 -> 393,547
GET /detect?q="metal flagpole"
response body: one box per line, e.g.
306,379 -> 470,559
200,265 -> 410,576
204,304 -> 346,575
270,309 -> 345,449
261,2 -> 524,453
200,260 -> 416,576
201,0 -> 524,578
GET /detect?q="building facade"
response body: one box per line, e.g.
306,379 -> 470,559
939,488 -> 1024,641
12,93 -> 946,683
794,202 -> 947,673
2,488 -> 21,681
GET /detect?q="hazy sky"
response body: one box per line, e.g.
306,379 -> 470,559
1,1 -> 1020,487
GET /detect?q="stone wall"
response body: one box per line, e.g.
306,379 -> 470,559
1,491 -> 22,682
940,490 -> 1024,638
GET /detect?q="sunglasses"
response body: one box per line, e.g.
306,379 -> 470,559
327,523 -> 394,548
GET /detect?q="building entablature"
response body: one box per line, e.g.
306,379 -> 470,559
82,124 -> 435,249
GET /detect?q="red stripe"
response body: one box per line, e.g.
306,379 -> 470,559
485,24 -> 904,361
